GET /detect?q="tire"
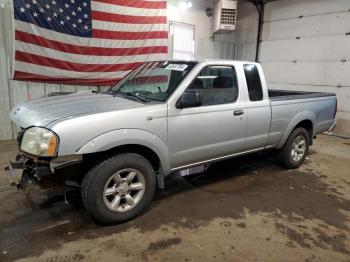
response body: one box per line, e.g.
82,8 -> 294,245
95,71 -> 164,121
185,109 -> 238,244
81,153 -> 156,224
278,127 -> 310,169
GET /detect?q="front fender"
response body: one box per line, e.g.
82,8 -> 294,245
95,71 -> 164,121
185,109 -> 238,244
76,129 -> 171,174
276,111 -> 316,148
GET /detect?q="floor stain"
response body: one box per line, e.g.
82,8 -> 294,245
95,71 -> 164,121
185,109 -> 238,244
237,223 -> 246,228
147,237 -> 182,253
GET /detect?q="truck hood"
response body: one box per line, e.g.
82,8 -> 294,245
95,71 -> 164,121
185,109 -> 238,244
10,91 -> 146,128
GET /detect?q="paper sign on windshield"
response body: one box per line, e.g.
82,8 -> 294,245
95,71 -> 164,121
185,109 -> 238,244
165,64 -> 188,71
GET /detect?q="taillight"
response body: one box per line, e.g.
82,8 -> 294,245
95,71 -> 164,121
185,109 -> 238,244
334,98 -> 338,118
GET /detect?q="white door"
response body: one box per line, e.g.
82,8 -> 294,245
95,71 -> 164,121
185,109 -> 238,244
170,21 -> 195,60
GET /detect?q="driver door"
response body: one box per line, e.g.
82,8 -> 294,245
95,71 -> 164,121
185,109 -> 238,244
168,65 -> 247,169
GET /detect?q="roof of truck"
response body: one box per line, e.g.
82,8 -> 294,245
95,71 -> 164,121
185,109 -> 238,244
165,59 -> 259,64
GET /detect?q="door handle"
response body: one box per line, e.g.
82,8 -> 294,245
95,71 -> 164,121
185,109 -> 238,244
233,110 -> 244,116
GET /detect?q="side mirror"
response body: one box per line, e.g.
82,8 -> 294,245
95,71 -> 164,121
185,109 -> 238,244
176,89 -> 202,109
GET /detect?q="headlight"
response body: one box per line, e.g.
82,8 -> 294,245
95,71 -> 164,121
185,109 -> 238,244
20,127 -> 58,157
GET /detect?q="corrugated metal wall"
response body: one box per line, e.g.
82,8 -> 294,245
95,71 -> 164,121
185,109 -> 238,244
196,40 -> 255,61
0,4 -> 15,140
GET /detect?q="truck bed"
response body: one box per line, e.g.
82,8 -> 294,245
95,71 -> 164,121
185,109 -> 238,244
268,89 -> 336,101
267,89 -> 337,147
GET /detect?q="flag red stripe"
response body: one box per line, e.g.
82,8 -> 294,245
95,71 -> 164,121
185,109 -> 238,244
132,75 -> 168,84
14,71 -> 121,85
14,71 -> 168,86
92,0 -> 167,9
92,29 -> 168,40
16,30 -> 168,56
92,11 -> 167,24
16,51 -> 142,72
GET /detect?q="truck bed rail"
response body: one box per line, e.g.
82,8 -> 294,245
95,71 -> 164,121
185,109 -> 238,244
268,89 -> 336,101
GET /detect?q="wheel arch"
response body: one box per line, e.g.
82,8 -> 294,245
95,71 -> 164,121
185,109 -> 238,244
294,119 -> 313,143
84,144 -> 166,189
76,129 -> 171,186
277,112 -> 316,148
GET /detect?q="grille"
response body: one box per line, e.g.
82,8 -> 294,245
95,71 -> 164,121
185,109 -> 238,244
220,8 -> 236,25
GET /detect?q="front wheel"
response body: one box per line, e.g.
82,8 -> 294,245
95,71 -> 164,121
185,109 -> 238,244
81,153 -> 156,224
278,127 -> 310,169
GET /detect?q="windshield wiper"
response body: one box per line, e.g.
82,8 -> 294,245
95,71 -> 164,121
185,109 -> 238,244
114,92 -> 148,103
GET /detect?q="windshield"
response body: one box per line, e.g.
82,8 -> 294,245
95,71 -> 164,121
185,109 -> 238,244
109,61 -> 197,102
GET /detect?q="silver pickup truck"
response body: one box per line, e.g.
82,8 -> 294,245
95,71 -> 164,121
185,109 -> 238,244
6,60 -> 337,224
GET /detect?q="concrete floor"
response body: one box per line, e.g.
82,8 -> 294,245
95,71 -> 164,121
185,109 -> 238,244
0,135 -> 349,262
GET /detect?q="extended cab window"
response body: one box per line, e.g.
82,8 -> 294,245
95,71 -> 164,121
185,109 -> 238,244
243,64 -> 263,101
187,65 -> 238,106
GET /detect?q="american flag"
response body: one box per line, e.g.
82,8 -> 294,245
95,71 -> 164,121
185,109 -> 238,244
13,0 -> 168,85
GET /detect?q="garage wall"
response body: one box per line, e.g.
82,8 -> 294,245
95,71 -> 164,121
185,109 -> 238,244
168,0 -> 213,40
0,2 -> 15,140
260,0 -> 350,131
231,0 -> 350,133
196,0 -> 257,61
167,0 -> 254,60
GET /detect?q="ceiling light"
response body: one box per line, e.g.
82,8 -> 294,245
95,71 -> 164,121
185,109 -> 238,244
179,1 -> 192,11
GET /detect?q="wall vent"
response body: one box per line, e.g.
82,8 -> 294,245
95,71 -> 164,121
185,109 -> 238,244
213,0 -> 238,33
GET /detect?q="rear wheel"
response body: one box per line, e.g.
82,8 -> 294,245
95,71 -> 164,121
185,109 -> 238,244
81,153 -> 156,224
278,127 -> 310,169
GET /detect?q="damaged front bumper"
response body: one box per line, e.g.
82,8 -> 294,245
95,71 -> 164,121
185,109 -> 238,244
4,153 -> 85,190
5,128 -> 84,190
4,154 -> 53,189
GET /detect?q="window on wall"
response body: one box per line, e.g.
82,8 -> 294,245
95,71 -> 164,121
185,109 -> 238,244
243,64 -> 263,101
170,21 -> 195,60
